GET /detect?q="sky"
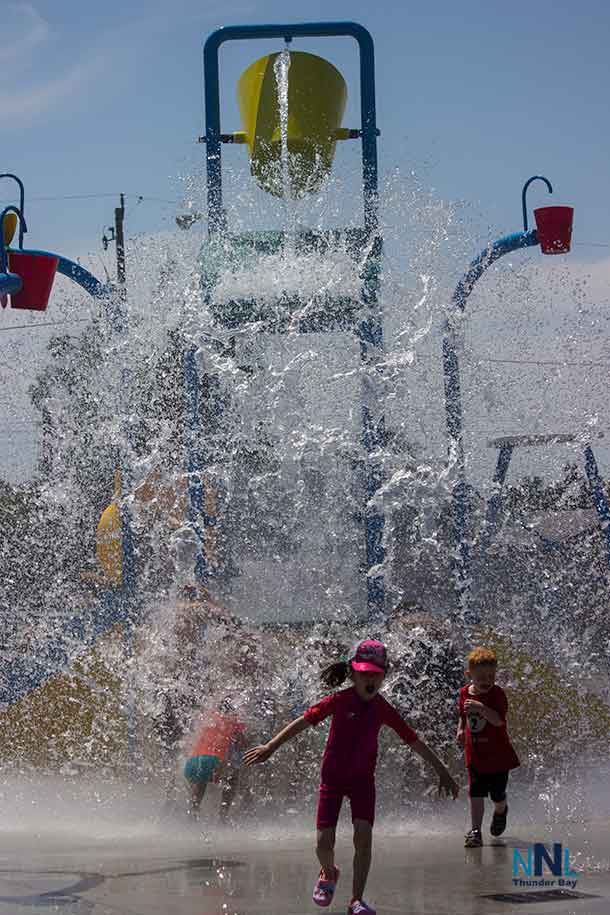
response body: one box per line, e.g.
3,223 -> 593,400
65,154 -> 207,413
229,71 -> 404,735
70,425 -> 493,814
2,0 -> 610,255
2,0 -> 610,485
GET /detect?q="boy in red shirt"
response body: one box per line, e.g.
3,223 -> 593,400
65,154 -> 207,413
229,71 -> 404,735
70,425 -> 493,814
457,647 -> 520,847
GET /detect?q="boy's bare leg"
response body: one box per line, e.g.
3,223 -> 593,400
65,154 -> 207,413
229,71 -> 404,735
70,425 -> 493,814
470,796 -> 484,830
187,781 -> 207,817
493,799 -> 507,814
316,827 -> 336,878
219,770 -> 240,823
352,819 -> 372,901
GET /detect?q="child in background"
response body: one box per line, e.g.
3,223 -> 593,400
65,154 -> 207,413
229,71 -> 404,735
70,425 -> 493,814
457,647 -> 520,847
184,698 -> 246,821
245,639 -> 459,915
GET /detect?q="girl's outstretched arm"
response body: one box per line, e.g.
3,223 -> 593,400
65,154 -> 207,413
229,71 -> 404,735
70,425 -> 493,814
411,739 -> 460,798
243,715 -> 311,766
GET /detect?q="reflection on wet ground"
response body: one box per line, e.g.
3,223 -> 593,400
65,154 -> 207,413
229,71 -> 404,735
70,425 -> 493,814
0,821 -> 609,915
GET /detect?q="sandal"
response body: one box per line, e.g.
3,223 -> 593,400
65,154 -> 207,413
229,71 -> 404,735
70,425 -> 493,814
313,866 -> 340,907
491,803 -> 508,837
464,828 -> 483,847
348,901 -> 376,915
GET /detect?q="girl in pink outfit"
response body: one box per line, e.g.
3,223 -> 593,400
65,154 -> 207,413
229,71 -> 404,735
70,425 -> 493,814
245,639 -> 459,915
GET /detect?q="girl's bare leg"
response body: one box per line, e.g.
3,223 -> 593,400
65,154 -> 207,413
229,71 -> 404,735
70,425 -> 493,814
316,827 -> 336,878
352,819 -> 372,901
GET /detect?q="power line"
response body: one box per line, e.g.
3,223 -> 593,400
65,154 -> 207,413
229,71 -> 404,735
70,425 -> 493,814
0,192 -> 179,205
465,354 -> 610,369
393,351 -> 610,369
574,242 -> 610,248
0,318 -> 90,333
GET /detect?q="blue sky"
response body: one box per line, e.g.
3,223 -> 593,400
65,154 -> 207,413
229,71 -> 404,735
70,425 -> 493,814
3,0 -> 610,487
2,0 -> 610,259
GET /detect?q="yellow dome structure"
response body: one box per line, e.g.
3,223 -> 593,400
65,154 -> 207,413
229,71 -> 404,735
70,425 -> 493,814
237,50 -> 347,198
96,471 -> 122,586
2,211 -> 17,246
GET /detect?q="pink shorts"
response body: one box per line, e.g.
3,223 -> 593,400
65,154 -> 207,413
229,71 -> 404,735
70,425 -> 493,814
316,780 -> 376,830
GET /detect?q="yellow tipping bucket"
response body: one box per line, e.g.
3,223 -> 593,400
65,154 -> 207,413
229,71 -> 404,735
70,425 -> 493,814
96,471 -> 122,586
2,212 -> 17,246
237,51 -> 347,198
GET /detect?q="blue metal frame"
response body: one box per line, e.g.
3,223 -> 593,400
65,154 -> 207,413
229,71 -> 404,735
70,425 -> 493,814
0,175 -> 26,247
0,206 -> 26,296
202,21 -> 379,235
444,211 -> 610,618
200,22 -> 386,618
522,176 -> 552,232
583,446 -> 610,570
474,438 -> 610,582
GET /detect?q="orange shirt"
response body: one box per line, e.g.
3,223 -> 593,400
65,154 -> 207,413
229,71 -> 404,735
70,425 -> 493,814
190,710 -> 245,760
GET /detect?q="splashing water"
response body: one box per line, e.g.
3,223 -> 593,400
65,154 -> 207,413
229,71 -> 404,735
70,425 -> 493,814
1,150 -> 610,834
273,48 -> 291,202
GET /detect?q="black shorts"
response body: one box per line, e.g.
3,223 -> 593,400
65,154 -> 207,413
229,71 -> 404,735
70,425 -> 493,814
468,767 -> 509,801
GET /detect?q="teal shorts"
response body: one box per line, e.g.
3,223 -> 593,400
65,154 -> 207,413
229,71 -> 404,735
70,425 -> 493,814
184,754 -> 221,784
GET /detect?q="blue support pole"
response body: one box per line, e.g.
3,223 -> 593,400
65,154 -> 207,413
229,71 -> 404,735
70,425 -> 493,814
475,443 -> 514,559
185,346 -> 208,584
484,444 -> 514,532
119,483 -> 138,770
357,234 -> 385,620
583,445 -> 610,573
443,229 -> 539,621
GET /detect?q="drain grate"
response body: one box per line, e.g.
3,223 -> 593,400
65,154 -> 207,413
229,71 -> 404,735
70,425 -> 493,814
481,889 -> 601,904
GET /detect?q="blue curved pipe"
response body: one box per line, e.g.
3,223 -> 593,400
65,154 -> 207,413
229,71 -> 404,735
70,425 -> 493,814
15,248 -> 110,299
442,229 -> 539,621
0,272 -> 22,296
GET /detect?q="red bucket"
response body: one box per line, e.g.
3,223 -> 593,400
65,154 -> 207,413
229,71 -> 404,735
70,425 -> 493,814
8,250 -> 59,311
534,206 -> 573,254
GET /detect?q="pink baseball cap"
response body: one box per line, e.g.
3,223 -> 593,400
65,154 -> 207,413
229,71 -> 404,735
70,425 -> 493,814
349,639 -> 388,673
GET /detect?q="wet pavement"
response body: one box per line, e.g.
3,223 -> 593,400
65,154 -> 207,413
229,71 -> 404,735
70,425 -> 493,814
0,819 -> 608,915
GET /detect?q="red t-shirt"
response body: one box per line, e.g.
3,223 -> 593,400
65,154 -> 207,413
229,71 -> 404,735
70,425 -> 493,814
458,684 -> 520,773
189,710 -> 245,761
304,687 -> 418,786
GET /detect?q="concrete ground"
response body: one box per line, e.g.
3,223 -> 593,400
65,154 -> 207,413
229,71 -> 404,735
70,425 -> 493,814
0,775 -> 608,914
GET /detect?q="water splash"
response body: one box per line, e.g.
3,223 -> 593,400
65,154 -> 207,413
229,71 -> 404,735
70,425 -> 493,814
0,157 -> 609,833
273,48 -> 292,202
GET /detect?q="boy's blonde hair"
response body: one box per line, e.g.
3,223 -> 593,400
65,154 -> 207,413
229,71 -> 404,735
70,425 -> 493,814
467,646 -> 497,668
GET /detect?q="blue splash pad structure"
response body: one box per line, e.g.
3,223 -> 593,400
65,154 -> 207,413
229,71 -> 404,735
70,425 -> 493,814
1,24 -> 609,781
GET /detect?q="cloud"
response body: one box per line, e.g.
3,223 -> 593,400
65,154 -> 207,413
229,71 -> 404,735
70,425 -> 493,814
0,2 -> 107,127
0,55 -> 105,124
0,2 -> 50,65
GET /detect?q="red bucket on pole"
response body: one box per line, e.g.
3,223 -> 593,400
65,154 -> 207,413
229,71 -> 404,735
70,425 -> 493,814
534,206 -> 573,254
8,250 -> 58,311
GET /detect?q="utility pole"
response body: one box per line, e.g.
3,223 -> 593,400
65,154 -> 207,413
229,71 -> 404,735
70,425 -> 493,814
102,193 -> 126,288
115,193 -> 125,286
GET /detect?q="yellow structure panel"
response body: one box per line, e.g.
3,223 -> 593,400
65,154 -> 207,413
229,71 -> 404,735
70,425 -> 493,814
481,630 -> 610,753
2,211 -> 17,246
0,627 -> 128,771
